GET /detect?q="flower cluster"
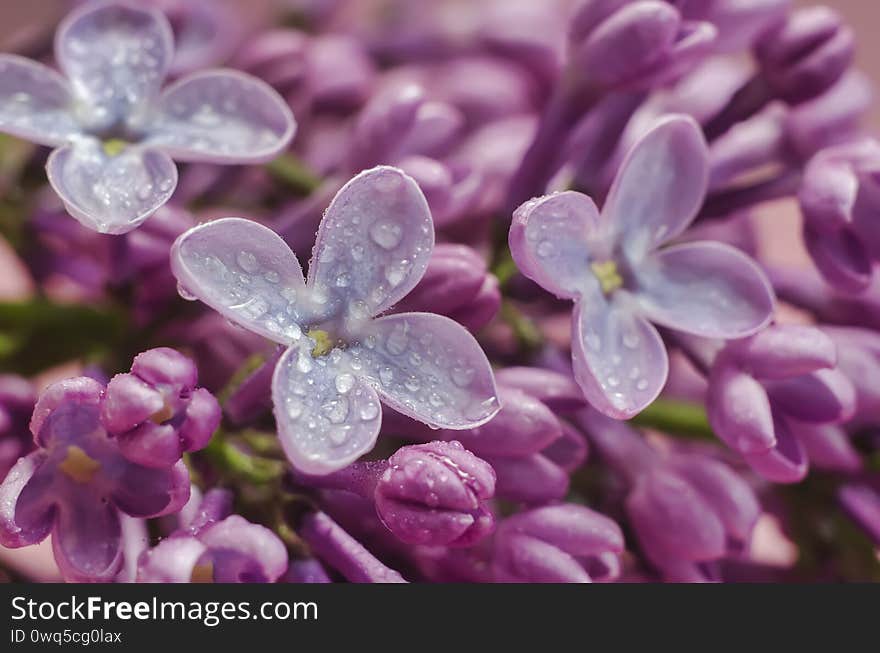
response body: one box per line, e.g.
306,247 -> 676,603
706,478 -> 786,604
0,0 -> 879,584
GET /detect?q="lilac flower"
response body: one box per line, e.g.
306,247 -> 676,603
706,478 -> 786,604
138,489 -> 288,583
295,440 -> 497,547
707,325 -> 855,482
0,376 -> 191,581
510,116 -> 774,418
391,244 -> 501,332
171,166 -> 500,474
578,407 -> 760,582
101,347 -> 221,468
839,479 -> 880,547
0,1 -> 294,233
0,375 -> 36,479
799,138 -> 880,294
492,504 -> 624,583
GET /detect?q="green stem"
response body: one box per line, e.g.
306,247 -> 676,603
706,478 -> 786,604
499,300 -> 543,351
266,154 -> 322,195
630,399 -> 715,440
203,434 -> 285,485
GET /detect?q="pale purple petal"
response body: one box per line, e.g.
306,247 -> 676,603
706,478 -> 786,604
148,70 -> 295,163
352,312 -> 500,429
52,499 -> 122,582
571,297 -> 668,419
0,55 -> 79,146
634,241 -> 775,338
55,2 -> 173,131
197,515 -> 288,582
46,139 -> 177,234
0,452 -> 53,548
308,167 -> 434,318
137,535 -> 207,582
509,191 -> 602,299
272,341 -> 382,475
742,415 -> 808,483
604,116 -> 709,260
170,217 -> 313,346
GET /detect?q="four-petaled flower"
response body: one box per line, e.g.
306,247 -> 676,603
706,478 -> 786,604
0,0 -> 294,234
171,166 -> 500,475
509,116 -> 775,419
0,377 -> 192,581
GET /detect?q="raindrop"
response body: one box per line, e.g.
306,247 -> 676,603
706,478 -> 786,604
335,373 -> 355,394
322,399 -> 349,424
536,240 -> 555,258
359,401 -> 379,421
369,221 -> 403,249
237,251 -> 259,273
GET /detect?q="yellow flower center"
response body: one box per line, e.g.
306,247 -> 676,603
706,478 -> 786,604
590,260 -> 624,294
58,445 -> 101,484
308,328 -> 336,357
150,400 -> 175,425
190,561 -> 214,583
102,138 -> 129,157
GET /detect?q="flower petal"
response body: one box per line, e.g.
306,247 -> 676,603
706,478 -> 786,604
171,217 -> 313,346
509,191 -> 602,299
46,140 -> 177,234
0,452 -> 54,548
308,167 -> 434,319
634,241 -> 775,339
149,70 -> 295,163
55,1 -> 173,130
742,415 -> 808,483
198,515 -> 288,582
353,312 -> 500,429
52,498 -> 122,581
604,116 -> 709,260
110,460 -> 190,518
272,341 -> 383,475
0,55 -> 79,146
137,535 -> 206,582
571,297 -> 668,419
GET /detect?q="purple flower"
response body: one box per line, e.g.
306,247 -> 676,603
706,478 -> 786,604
375,441 -> 495,547
0,376 -> 191,581
510,116 -> 774,418
0,375 -> 36,478
171,166 -> 500,474
0,1 -> 294,233
391,244 -> 501,332
137,489 -> 288,583
578,407 -> 760,582
492,504 -> 624,583
101,347 -> 221,468
799,138 -> 880,294
707,325 -> 855,482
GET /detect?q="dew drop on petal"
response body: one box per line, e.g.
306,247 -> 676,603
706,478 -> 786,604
369,221 -> 403,249
322,398 -> 349,424
286,398 -> 303,420
379,367 -> 394,385
237,251 -> 259,273
451,366 -> 474,387
359,401 -> 379,422
177,282 -> 197,301
335,373 -> 355,394
536,240 -> 555,258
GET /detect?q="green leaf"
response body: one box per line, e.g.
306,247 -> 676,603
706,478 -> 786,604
0,299 -> 127,374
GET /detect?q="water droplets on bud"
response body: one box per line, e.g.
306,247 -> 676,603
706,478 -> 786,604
297,351 -> 313,374
286,398 -> 303,420
237,251 -> 259,273
359,401 -> 379,422
335,272 -> 352,288
370,220 -> 403,250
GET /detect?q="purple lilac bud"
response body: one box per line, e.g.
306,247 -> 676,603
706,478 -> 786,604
391,244 -> 500,331
285,558 -> 332,583
707,325 -> 855,482
492,504 -> 624,583
0,377 -> 191,581
755,6 -> 855,104
299,511 -> 407,583
101,347 -> 221,468
138,490 -> 288,583
0,375 -> 36,478
679,0 -> 789,52
838,479 -> 880,546
799,138 -> 880,294
375,441 -> 496,547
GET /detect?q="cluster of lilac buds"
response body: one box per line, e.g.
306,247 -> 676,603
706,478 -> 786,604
1,0 -> 880,584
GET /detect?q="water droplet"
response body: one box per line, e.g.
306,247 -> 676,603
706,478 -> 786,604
286,399 -> 303,420
351,245 -> 365,261
322,398 -> 349,424
264,270 -> 280,283
536,240 -> 555,258
623,332 -> 640,349
335,272 -> 351,287
636,379 -> 649,391
237,251 -> 258,273
369,220 -> 403,249
386,325 -> 408,355
451,366 -> 474,387
328,426 -> 350,445
177,283 -> 197,301
404,376 -> 421,392
607,376 -> 620,388
379,367 -> 394,385
359,401 -> 379,421
335,373 -> 355,394
297,352 -> 313,373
